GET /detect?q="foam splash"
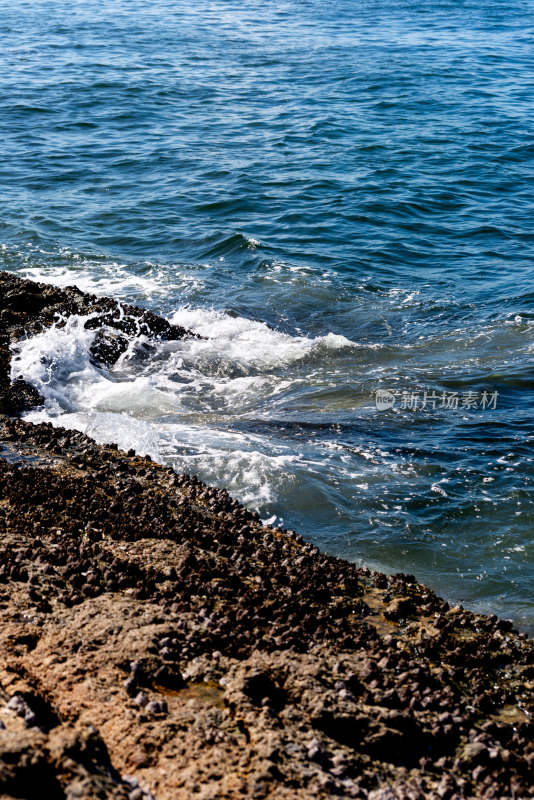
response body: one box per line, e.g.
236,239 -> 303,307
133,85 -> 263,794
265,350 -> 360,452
17,262 -> 206,308
168,306 -> 356,371
11,305 -> 359,509
11,314 -> 98,415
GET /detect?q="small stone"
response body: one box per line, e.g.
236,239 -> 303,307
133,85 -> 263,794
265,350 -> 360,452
307,738 -> 324,761
383,596 -> 415,621
5,695 -> 36,725
146,700 -> 167,714
6,696 -> 23,712
134,692 -> 149,708
123,677 -> 137,696
461,741 -> 487,763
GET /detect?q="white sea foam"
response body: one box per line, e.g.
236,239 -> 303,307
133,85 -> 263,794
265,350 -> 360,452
17,262 -> 205,307
168,306 -> 356,371
12,304 -> 361,510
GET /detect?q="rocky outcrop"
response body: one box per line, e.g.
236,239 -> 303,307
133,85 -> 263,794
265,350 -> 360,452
0,274 -> 532,799
0,270 -> 198,413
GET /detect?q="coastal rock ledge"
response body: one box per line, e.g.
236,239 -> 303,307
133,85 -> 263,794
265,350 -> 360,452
0,272 -> 532,800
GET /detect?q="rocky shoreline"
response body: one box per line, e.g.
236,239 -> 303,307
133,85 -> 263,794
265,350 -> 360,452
0,272 -> 532,800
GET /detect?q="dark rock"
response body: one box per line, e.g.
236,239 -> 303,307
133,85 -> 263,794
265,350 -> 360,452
89,329 -> 130,367
0,271 -> 199,415
383,596 -> 417,621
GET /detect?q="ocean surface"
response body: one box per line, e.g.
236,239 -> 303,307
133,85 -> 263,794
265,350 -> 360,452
2,0 -> 534,630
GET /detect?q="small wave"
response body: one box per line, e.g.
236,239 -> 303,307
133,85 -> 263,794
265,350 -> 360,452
11,303 -> 361,449
168,306 -> 358,371
17,261 -> 206,308
197,232 -> 262,258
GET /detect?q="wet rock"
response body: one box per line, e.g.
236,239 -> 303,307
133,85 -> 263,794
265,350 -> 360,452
459,741 -> 488,765
0,271 -> 199,415
89,329 -> 130,367
383,596 -> 417,621
1,377 -> 44,414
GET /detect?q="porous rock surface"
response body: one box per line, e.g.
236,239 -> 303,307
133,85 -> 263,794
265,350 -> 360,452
0,273 -> 533,800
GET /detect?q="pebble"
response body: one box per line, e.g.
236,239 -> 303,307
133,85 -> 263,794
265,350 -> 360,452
134,692 -> 149,708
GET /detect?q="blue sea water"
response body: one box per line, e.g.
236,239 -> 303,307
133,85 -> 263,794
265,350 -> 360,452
1,0 -> 534,629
